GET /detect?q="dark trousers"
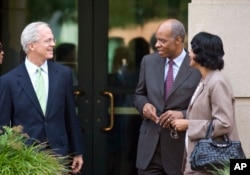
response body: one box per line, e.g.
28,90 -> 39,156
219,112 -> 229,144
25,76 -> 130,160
137,132 -> 184,175
138,138 -> 167,175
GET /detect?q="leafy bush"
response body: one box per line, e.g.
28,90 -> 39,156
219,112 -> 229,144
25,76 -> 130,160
208,161 -> 230,175
0,125 -> 70,175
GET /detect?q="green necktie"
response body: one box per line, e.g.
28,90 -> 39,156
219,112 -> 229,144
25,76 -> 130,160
36,67 -> 46,115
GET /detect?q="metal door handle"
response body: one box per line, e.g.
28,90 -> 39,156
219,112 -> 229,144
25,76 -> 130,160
74,90 -> 85,96
101,91 -> 114,132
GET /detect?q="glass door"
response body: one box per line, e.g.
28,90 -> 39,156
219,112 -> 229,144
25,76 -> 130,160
78,1 -> 190,175
0,1 -> 190,175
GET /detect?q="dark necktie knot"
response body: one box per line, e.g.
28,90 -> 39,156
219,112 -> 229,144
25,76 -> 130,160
168,59 -> 174,66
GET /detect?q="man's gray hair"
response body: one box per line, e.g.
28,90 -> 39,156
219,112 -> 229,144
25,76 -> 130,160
21,21 -> 50,53
171,20 -> 186,43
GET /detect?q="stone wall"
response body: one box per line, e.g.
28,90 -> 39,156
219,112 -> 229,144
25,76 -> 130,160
189,0 -> 250,157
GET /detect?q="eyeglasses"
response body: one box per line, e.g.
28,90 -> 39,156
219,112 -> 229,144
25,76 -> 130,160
44,38 -> 56,44
169,124 -> 179,139
36,38 -> 56,45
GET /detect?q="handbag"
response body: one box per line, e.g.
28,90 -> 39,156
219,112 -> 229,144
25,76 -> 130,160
190,120 -> 246,171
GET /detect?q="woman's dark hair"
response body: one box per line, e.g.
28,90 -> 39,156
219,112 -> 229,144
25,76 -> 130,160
191,32 -> 224,70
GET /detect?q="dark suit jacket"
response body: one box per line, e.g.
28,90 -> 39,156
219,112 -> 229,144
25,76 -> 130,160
0,61 -> 84,156
134,52 -> 201,174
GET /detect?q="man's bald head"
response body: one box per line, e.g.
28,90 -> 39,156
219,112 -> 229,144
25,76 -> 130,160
157,19 -> 186,43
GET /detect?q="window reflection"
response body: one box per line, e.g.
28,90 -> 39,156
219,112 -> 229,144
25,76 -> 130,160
55,43 -> 78,86
108,1 -> 190,174
108,37 -> 125,74
108,36 -> 151,88
128,37 -> 150,75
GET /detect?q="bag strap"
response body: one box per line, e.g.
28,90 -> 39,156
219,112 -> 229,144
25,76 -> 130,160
205,120 -> 214,139
205,119 -> 229,141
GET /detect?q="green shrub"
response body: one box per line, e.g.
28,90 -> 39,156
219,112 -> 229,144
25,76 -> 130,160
208,161 -> 230,175
0,125 -> 70,175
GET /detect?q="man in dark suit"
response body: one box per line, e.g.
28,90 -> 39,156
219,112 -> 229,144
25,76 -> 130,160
0,22 -> 84,174
134,19 -> 201,175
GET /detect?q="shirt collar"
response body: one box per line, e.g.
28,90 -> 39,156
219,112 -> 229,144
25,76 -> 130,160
25,57 -> 48,75
166,49 -> 186,67
40,61 -> 48,74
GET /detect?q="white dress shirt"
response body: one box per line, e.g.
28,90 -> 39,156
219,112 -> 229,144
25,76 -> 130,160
164,49 -> 186,81
25,58 -> 49,103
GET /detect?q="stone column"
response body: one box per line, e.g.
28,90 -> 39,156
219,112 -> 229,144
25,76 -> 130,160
189,0 -> 250,157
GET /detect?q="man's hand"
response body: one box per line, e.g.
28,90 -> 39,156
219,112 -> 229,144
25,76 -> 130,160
158,110 -> 183,128
142,103 -> 159,123
71,155 -> 84,174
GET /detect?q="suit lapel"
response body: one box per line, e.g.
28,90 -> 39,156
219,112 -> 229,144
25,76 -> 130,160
17,63 -> 43,115
46,62 -> 59,117
190,71 -> 216,106
155,56 -> 166,99
169,54 -> 192,96
189,81 -> 204,107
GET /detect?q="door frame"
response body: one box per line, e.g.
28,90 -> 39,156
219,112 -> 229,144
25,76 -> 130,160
78,0 -> 109,174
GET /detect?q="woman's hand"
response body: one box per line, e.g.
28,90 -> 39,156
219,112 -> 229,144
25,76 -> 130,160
158,110 -> 183,128
171,119 -> 189,131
